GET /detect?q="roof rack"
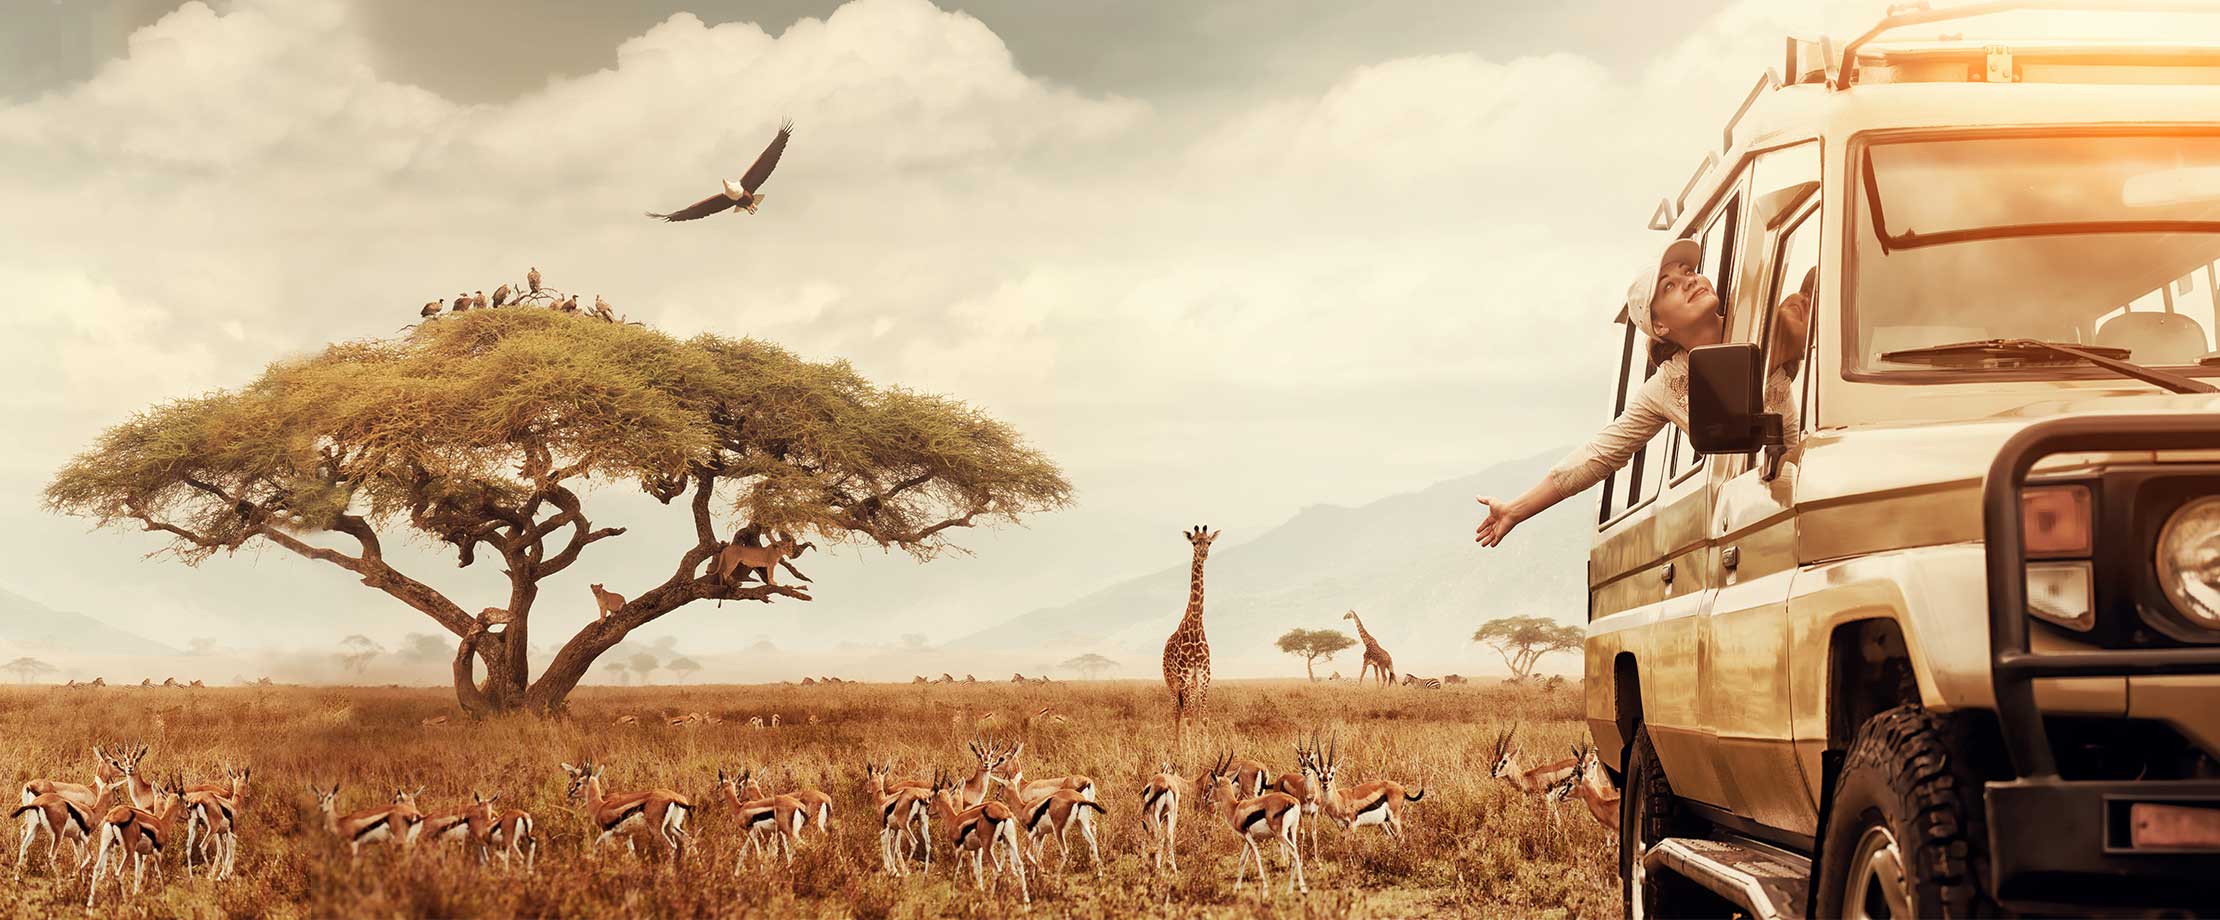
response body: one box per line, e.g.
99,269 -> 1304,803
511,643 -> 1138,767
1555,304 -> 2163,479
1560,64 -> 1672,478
1650,69 -> 1782,230
1836,0 -> 2220,89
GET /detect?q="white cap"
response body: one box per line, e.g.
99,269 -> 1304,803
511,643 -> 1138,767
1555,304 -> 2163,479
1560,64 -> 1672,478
1619,237 -> 1703,336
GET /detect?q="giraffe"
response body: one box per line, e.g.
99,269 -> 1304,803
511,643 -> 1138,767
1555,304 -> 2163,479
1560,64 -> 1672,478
1162,524 -> 1220,729
1344,610 -> 1395,687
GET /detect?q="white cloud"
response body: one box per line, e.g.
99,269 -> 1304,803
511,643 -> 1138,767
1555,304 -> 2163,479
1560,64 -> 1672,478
0,0 -> 1825,657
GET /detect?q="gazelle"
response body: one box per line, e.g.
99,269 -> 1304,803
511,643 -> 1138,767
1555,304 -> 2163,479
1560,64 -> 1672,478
993,741 -> 1097,803
1488,726 -> 1580,803
10,776 -> 119,878
991,771 -> 1105,875
1303,735 -> 1425,842
561,761 -> 692,869
1545,746 -> 1621,834
417,791 -> 498,862
1200,753 -> 1307,896
1139,762 -> 1197,873
182,764 -> 248,879
1227,755 -> 1271,800
485,800 -> 538,872
958,740 -> 1018,807
780,768 -> 833,839
312,784 -> 422,862
925,771 -> 1029,903
866,761 -> 934,876
715,768 -> 805,871
85,774 -> 188,906
14,744 -> 136,877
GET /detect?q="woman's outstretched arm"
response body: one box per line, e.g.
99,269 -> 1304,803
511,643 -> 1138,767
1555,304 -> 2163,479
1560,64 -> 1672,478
1474,479 -> 1573,547
1476,366 -> 1677,547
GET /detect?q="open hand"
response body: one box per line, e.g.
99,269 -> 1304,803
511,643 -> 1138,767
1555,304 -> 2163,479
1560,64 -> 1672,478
1475,495 -> 1521,547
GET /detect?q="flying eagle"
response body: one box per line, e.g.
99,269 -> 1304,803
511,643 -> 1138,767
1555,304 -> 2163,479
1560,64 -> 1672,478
646,121 -> 792,222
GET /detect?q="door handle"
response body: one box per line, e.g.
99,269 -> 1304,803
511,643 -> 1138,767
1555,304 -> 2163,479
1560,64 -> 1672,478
1661,562 -> 1675,585
1723,546 -> 1741,571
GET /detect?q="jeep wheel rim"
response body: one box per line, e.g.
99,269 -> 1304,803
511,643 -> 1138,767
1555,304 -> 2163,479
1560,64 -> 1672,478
1844,824 -> 1912,920
1629,837 -> 1648,920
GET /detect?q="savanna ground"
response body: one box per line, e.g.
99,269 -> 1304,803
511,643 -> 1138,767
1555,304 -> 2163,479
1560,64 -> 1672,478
1,679 -> 1617,919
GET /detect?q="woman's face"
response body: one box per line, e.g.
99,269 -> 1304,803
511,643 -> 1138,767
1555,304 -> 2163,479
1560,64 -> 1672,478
1649,260 -> 1721,346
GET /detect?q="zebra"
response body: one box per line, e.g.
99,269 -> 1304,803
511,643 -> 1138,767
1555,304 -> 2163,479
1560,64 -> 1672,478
1400,674 -> 1444,691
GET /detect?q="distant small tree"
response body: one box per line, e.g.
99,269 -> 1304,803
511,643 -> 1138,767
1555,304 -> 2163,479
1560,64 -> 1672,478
1472,616 -> 1583,681
1060,653 -> 1118,680
602,659 -> 630,685
628,651 -> 660,685
1275,628 -> 1357,681
668,656 -> 702,682
3,657 -> 57,684
338,635 -> 383,675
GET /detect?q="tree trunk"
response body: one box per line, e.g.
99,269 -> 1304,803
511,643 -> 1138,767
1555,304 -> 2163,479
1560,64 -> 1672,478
1305,656 -> 1317,682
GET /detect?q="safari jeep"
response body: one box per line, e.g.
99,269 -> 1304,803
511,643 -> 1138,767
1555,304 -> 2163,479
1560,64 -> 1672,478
1582,5 -> 2220,917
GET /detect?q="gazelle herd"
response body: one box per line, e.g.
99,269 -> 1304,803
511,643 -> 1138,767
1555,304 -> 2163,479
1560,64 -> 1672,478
8,720 -> 1609,908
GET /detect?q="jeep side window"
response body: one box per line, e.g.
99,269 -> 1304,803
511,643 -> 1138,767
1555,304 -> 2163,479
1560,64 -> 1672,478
1767,208 -> 1822,438
1665,194 -> 1743,481
1599,322 -> 1655,523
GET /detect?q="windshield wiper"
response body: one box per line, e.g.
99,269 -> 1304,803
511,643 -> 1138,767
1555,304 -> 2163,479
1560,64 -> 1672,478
1879,338 -> 2218,394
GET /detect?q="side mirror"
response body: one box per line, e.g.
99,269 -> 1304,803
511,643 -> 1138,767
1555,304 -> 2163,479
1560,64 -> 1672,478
1688,343 -> 1783,454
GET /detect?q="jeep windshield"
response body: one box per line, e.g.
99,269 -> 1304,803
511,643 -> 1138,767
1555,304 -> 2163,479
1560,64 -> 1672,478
1850,132 -> 2220,381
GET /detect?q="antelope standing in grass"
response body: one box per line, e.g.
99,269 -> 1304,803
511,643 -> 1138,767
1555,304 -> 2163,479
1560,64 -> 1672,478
1489,726 -> 1580,802
1269,741 -> 1324,859
1545,746 -> 1621,834
85,774 -> 187,906
958,740 -> 1018,808
780,768 -> 833,839
1303,735 -> 1424,842
14,744 -> 139,877
866,761 -> 934,875
991,771 -> 1106,876
992,741 -> 1097,803
561,761 -> 693,869
485,800 -> 538,872
417,791 -> 498,863
716,768 -> 805,871
1139,762 -> 1197,872
926,771 -> 1029,903
181,764 -> 248,879
1200,753 -> 1307,896
11,776 -> 120,878
312,784 -> 423,862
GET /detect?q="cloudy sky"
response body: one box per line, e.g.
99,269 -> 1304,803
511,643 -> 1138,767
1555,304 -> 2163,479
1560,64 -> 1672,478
0,0 -> 1898,668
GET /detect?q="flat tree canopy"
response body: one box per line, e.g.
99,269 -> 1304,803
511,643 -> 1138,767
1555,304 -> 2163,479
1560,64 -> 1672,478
45,308 -> 1070,716
1275,627 -> 1355,680
1471,615 -> 1582,681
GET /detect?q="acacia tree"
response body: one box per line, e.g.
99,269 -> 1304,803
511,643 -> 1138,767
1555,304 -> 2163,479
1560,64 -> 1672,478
1274,628 -> 1355,681
1471,615 -> 1583,681
338,635 -> 383,675
667,656 -> 702,682
4,657 -> 57,684
1059,653 -> 1118,680
44,309 -> 1070,717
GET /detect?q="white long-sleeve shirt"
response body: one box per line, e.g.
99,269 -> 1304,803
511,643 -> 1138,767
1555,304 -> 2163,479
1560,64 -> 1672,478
1547,352 -> 1801,496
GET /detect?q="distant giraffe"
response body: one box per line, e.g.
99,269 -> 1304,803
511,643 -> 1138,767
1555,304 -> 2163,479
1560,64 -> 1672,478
1344,610 -> 1395,687
1162,524 -> 1220,728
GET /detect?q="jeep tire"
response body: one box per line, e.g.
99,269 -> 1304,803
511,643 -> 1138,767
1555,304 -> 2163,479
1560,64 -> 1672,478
1620,724 -> 1708,920
1815,705 -> 1993,919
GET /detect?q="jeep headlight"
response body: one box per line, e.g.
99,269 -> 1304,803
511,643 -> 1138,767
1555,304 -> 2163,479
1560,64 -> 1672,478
2155,496 -> 2220,628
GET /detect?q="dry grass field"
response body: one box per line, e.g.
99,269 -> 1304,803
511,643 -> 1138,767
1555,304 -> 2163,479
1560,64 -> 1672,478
0,679 -> 1616,919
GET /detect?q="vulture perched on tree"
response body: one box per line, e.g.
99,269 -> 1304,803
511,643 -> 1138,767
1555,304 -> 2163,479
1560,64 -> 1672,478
420,301 -> 440,318
527,267 -> 542,295
491,283 -> 511,308
451,293 -> 472,312
646,121 -> 792,222
560,294 -> 580,313
593,295 -> 614,321
472,290 -> 489,311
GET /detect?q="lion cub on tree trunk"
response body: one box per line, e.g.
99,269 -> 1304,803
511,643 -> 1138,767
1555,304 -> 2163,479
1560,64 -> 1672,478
590,584 -> 625,620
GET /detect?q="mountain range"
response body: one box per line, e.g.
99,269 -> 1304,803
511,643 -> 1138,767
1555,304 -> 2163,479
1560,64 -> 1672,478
948,448 -> 1591,680
0,585 -> 177,658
